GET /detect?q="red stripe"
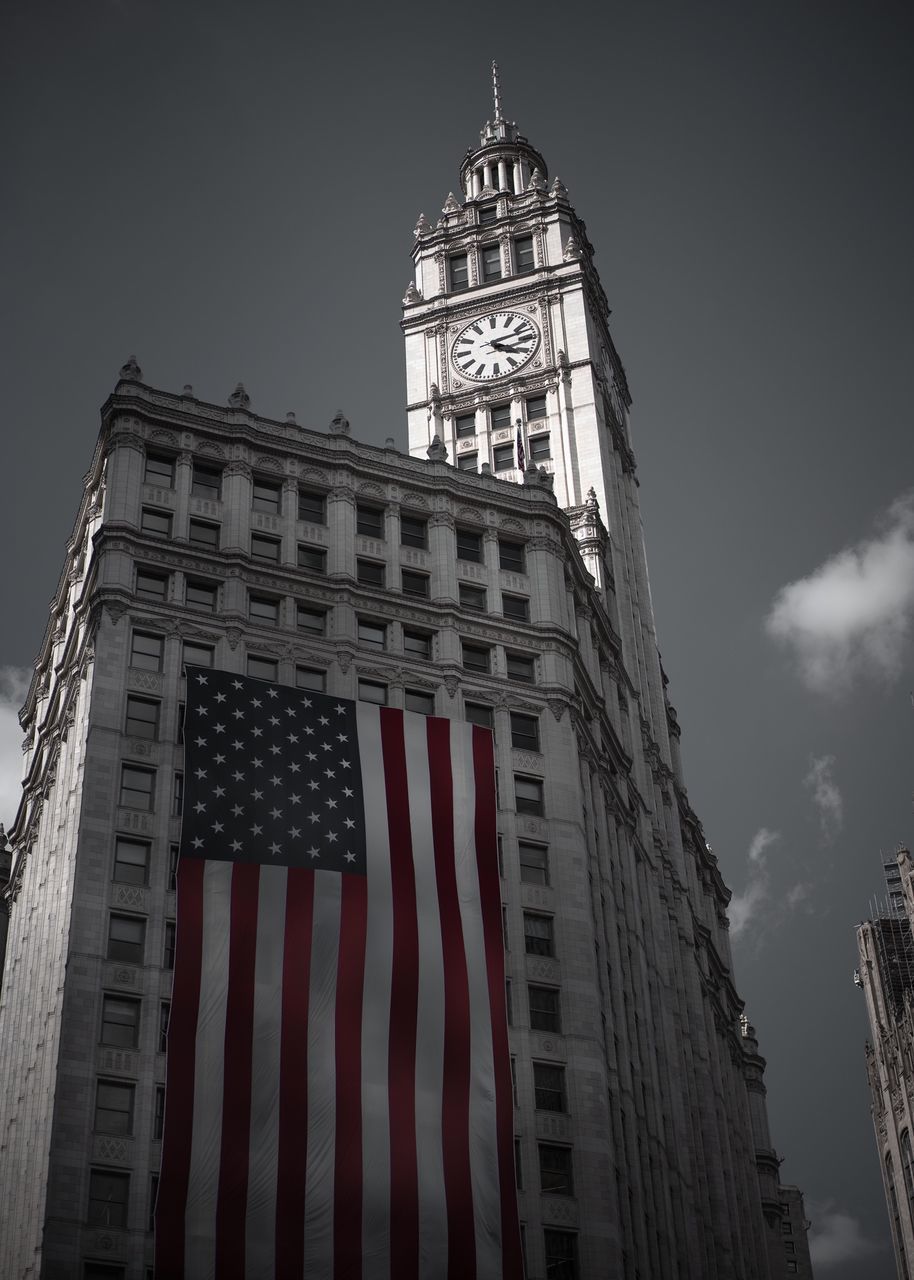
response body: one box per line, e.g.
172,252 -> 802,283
334,872 -> 368,1280
214,861 -> 260,1277
472,727 -> 524,1279
427,718 -> 477,1279
276,869 -> 315,1280
155,856 -> 206,1278
380,708 -> 420,1280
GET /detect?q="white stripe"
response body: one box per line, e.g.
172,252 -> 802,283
184,860 -> 234,1280
302,869 -> 342,1278
452,723 -> 503,1275
357,705 -> 392,1280
245,865 -> 287,1279
403,710 -> 449,1279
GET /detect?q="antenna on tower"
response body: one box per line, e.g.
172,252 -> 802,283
492,60 -> 503,123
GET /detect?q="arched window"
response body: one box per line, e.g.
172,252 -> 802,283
887,1152 -> 910,1279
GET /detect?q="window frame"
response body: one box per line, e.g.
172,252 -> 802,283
113,836 -> 150,886
185,578 -> 218,613
130,631 -> 164,672
356,559 -> 385,588
249,594 -> 280,626
401,569 -> 430,598
100,994 -> 141,1048
533,1061 -> 567,1112
252,478 -> 282,515
502,593 -> 530,622
144,453 -> 175,488
529,984 -> 561,1033
298,488 -> 327,523
515,775 -> 544,816
492,443 -> 515,472
456,528 -> 483,562
448,252 -> 469,292
539,1143 -> 574,1195
524,911 -> 555,957
297,544 -> 328,574
519,841 -> 549,885
481,241 -> 502,282
465,701 -> 494,730
454,413 -> 477,439
188,518 -> 220,549
462,642 -> 490,674
356,504 -> 385,539
506,652 -> 536,684
490,402 -> 512,431
456,451 -> 478,472
510,711 -> 540,751
296,605 -> 326,635
250,532 -> 282,562
295,666 -> 326,692
191,461 -> 222,500
183,640 -> 214,668
125,696 -> 160,741
459,582 -> 487,612
140,507 -> 173,539
107,913 -> 147,965
357,619 -> 387,650
529,432 -> 551,461
247,655 -> 279,682
358,679 -> 387,705
403,630 -> 432,661
514,234 -> 535,275
94,1079 -> 135,1136
498,538 -> 526,573
400,514 -> 429,548
135,567 -> 169,601
88,1169 -> 130,1229
119,764 -> 155,812
405,689 -> 435,716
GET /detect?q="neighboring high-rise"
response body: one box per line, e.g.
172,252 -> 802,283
0,72 -> 806,1279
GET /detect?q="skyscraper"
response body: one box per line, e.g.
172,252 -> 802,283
0,73 -> 803,1279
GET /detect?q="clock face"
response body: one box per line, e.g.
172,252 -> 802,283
451,311 -> 540,381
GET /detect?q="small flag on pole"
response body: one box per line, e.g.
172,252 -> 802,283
516,424 -> 526,473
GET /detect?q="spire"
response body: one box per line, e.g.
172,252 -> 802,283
492,60 -> 503,124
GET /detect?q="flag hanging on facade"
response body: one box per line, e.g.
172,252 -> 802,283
516,425 -> 526,473
156,667 -> 522,1280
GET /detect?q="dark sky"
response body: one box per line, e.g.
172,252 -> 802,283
4,1 -> 914,1273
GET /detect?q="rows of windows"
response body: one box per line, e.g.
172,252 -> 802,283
447,234 -> 535,292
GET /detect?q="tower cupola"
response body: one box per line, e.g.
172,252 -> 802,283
459,63 -> 548,199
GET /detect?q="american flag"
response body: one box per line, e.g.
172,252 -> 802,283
156,667 -> 522,1280
516,427 -> 526,473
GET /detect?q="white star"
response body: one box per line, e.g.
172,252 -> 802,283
251,726 -> 263,738
308,812 -> 320,824
232,770 -> 245,783
270,807 -> 283,820
194,768 -> 207,780
232,708 -> 245,720
270,775 -> 282,787
214,722 -> 226,734
192,836 -> 204,849
321,741 -> 332,752
318,715 -> 329,726
344,817 -> 355,829
194,736 -> 207,748
325,830 -> 338,843
251,757 -> 263,769
251,697 -> 262,709
214,753 -> 226,764
194,801 -> 206,814
212,821 -> 224,833
287,733 -> 299,744
285,706 -> 296,717
230,839 -> 243,853
232,679 -> 244,690
307,780 -> 319,791
269,715 -> 280,727
215,692 -> 227,703
232,739 -> 244,750
340,759 -> 351,769
336,733 -> 348,744
197,705 -> 208,716
325,797 -> 338,810
213,786 -> 226,798
231,805 -> 245,817
343,786 -> 354,798
289,762 -> 301,773
269,744 -> 282,756
267,688 -> 279,699
324,768 -> 336,780
308,846 -> 320,858
303,725 -> 314,737
269,842 -> 282,856
251,823 -> 263,836
306,751 -> 317,763
300,697 -> 313,710
288,827 -> 301,839
252,788 -> 264,800
334,704 -> 347,716
195,673 -> 208,684
344,851 -> 356,863
289,793 -> 301,805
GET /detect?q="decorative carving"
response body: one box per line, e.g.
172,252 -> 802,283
426,435 -> 448,462
442,192 -> 461,214
528,168 -> 547,193
403,281 -> 422,305
228,382 -> 251,409
563,235 -> 582,261
414,213 -> 431,237
443,675 -> 459,698
118,355 -> 142,382
550,177 -> 568,198
329,409 -> 350,435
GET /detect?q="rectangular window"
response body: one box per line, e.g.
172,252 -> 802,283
482,243 -> 502,281
144,453 -> 175,487
524,912 -> 554,957
515,234 -> 535,274
543,1229 -> 578,1278
297,544 -> 327,573
456,529 -> 483,562
465,702 -> 494,730
136,568 -> 168,601
247,655 -> 278,682
252,478 -> 282,514
163,921 -> 176,969
251,533 -> 281,562
539,1144 -> 573,1194
186,579 -> 217,612
526,394 -> 547,421
459,583 -> 486,612
449,253 -> 469,292
357,559 -> 385,587
506,653 -> 535,684
456,451 -> 478,472
502,593 -> 529,622
177,703 -> 185,744
188,518 -> 220,549
141,508 -> 172,538
405,689 -> 434,716
297,605 -> 326,635
506,979 -> 514,1025
88,1169 -> 130,1228
515,1138 -> 523,1189
101,995 -> 140,1048
533,1062 -> 566,1112
119,765 -> 155,811
491,402 -> 512,431
529,433 -> 551,461
159,1001 -> 170,1053
356,504 -> 385,538
400,514 -> 428,548
510,711 -> 540,751
529,984 -> 561,1032
462,643 -> 490,674
358,620 -> 387,650
515,775 -> 544,816
455,413 -> 476,439
154,1086 -> 166,1141
125,696 -> 159,741
781,1220 -> 793,1235
172,772 -> 183,817
296,666 -> 326,691
404,630 -> 432,660
191,462 -> 222,500
787,1264 -> 798,1275
358,679 -> 387,705
95,1080 -> 135,1135
149,1173 -> 160,1234
298,489 -> 326,523
183,640 -> 214,668
130,631 -> 164,672
107,913 -> 146,964
168,844 -> 178,892
519,841 -> 549,885
784,1241 -> 796,1253
401,569 -> 430,598
492,444 -> 514,472
478,202 -> 498,226
249,594 -> 280,625
499,538 -> 525,573
113,837 -> 150,886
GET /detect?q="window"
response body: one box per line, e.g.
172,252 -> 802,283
357,504 -> 385,538
781,1219 -> 793,1235
183,640 -> 214,668
130,631 -> 164,672
125,696 -> 159,740
251,533 -> 281,562
510,712 -> 539,751
186,579 -> 217,612
402,569 -> 430,598
95,1080 -> 135,1135
539,1144 -> 573,1194
498,538 -> 525,573
456,452 -> 478,472
188,518 -> 220,549
159,1001 -> 171,1053
168,844 -> 178,892
449,253 -> 469,291
400,514 -> 428,549
465,702 -> 494,730
529,433 -> 551,461
176,703 -> 185,743
491,402 -> 512,431
533,1062 -> 566,1112
462,643 -> 490,674
543,1228 -> 578,1279
506,653 -> 535,683
478,202 -> 498,226
482,243 -> 502,282
296,666 -> 326,692
84,1263 -> 126,1280
297,605 -> 326,635
298,488 -> 326,523
358,620 -> 387,650
455,413 -> 476,439
404,631 -> 432,660
519,842 -> 549,885
786,1264 -> 797,1275
515,235 -> 535,274
493,444 -> 515,472
526,394 -> 547,421
524,912 -> 554,957
172,772 -> 183,817
136,568 -> 168,601
119,765 -> 155,811
154,1086 -> 166,1140
113,837 -> 150,886
141,508 -> 172,538
459,583 -> 486,612
515,1138 -> 523,1189
144,453 -> 175,487
249,594 -> 280,625
191,462 -> 222,500
515,776 -> 544,816
107,914 -> 146,964
101,995 -> 140,1048
252,478 -> 282,514
248,655 -> 278,682
358,680 -> 387,705
164,921 -> 176,969
357,559 -> 385,587
503,594 -> 530,622
529,985 -> 561,1033
149,1173 -> 160,1233
88,1169 -> 129,1228
506,979 -> 514,1025
457,529 -> 482,562
784,1241 -> 796,1254
297,545 -> 327,573
405,689 -> 435,716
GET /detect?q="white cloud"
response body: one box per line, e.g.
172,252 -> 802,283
766,491 -> 914,692
807,1200 -> 882,1268
0,667 -> 31,832
728,827 -> 780,938
804,755 -> 844,842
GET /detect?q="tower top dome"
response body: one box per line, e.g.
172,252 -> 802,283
459,62 -> 548,199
